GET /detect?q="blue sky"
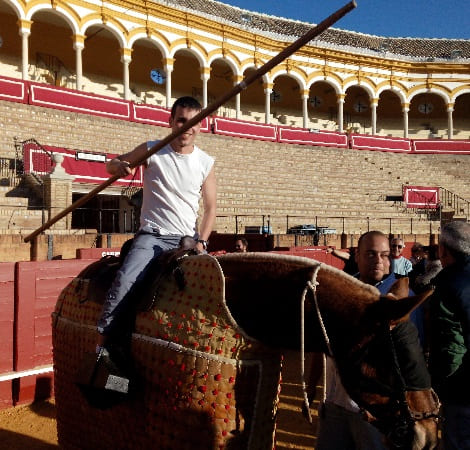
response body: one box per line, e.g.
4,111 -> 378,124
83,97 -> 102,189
224,0 -> 470,39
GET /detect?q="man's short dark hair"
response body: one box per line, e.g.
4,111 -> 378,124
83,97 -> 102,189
171,96 -> 202,118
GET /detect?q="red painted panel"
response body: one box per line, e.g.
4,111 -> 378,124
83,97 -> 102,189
29,82 -> 131,120
132,104 -> 211,133
412,139 -> 470,154
278,126 -> 348,148
212,117 -> 277,141
14,259 -> 95,404
15,374 -> 54,406
350,134 -> 412,152
403,186 -> 439,209
14,261 -> 95,366
0,263 -> 15,409
0,263 -> 15,373
0,75 -> 27,103
133,103 -> 171,126
0,382 -> 12,409
22,142 -> 144,187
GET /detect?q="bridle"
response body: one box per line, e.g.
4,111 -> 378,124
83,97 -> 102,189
299,272 -> 441,448
378,323 -> 441,448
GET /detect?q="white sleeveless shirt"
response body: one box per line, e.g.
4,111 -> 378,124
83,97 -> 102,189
139,142 -> 214,236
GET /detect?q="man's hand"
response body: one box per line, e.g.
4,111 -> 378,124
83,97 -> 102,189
107,158 -> 132,177
195,241 -> 205,254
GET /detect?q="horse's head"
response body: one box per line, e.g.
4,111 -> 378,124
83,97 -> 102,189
216,253 -> 440,449
318,274 -> 440,449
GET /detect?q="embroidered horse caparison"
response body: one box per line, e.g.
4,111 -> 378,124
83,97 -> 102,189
52,252 -> 438,449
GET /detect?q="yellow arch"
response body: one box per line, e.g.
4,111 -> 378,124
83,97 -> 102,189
80,14 -> 127,48
307,71 -> 343,91
451,85 -> 470,102
207,49 -> 242,70
407,84 -> 451,104
129,28 -> 171,52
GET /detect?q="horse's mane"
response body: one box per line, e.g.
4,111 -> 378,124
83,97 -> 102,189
216,251 -> 379,297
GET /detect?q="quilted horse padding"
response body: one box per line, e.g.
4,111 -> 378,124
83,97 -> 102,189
53,253 -> 320,449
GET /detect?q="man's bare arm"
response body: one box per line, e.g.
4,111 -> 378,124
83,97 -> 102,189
106,142 -> 149,178
196,166 -> 217,250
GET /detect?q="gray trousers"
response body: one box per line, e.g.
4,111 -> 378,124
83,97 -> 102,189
97,227 -> 182,336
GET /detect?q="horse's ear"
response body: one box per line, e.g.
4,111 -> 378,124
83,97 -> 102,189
386,277 -> 409,300
374,289 -> 434,323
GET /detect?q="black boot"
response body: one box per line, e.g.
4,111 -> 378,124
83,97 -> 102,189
76,343 -> 133,409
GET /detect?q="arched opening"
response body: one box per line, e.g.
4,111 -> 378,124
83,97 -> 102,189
271,74 -> 302,127
240,67 -> 264,121
29,10 -> 75,88
0,2 -> 21,77
208,58 -> 235,117
409,93 -> 447,138
129,39 -> 165,105
172,49 -> 202,102
377,90 -> 403,135
454,92 -> 470,138
82,26 -> 122,97
344,85 -> 371,133
308,81 -> 338,130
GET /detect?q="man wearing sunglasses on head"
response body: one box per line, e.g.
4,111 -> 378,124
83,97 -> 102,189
390,237 -> 412,277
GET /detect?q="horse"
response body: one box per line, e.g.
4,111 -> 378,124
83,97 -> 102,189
52,251 -> 439,449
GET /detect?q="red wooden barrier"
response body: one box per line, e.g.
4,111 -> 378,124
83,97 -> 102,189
0,263 -> 15,409
278,126 -> 348,148
212,117 -> 278,141
0,75 -> 28,104
13,259 -> 96,405
29,81 -> 132,120
350,133 -> 412,152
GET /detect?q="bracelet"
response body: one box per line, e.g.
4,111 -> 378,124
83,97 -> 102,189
196,239 -> 208,250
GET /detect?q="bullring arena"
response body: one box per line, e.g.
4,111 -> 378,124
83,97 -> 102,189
0,0 -> 469,447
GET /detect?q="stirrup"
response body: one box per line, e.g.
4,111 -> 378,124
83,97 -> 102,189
75,347 -> 132,409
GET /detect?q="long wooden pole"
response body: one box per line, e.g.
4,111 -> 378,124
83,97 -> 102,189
24,1 -> 357,243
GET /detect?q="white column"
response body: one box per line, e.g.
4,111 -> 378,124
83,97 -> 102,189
18,20 -> 32,80
337,94 -> 345,133
164,59 -> 174,108
73,38 -> 84,91
302,90 -> 309,129
200,67 -> 210,108
120,49 -> 132,100
447,105 -> 454,139
402,103 -> 409,138
235,92 -> 241,119
264,86 -> 272,124
234,75 -> 243,119
371,98 -> 378,135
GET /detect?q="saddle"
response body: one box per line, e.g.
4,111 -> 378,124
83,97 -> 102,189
77,238 -> 197,310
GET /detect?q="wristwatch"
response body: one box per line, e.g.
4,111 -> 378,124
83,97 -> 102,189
196,239 -> 208,250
